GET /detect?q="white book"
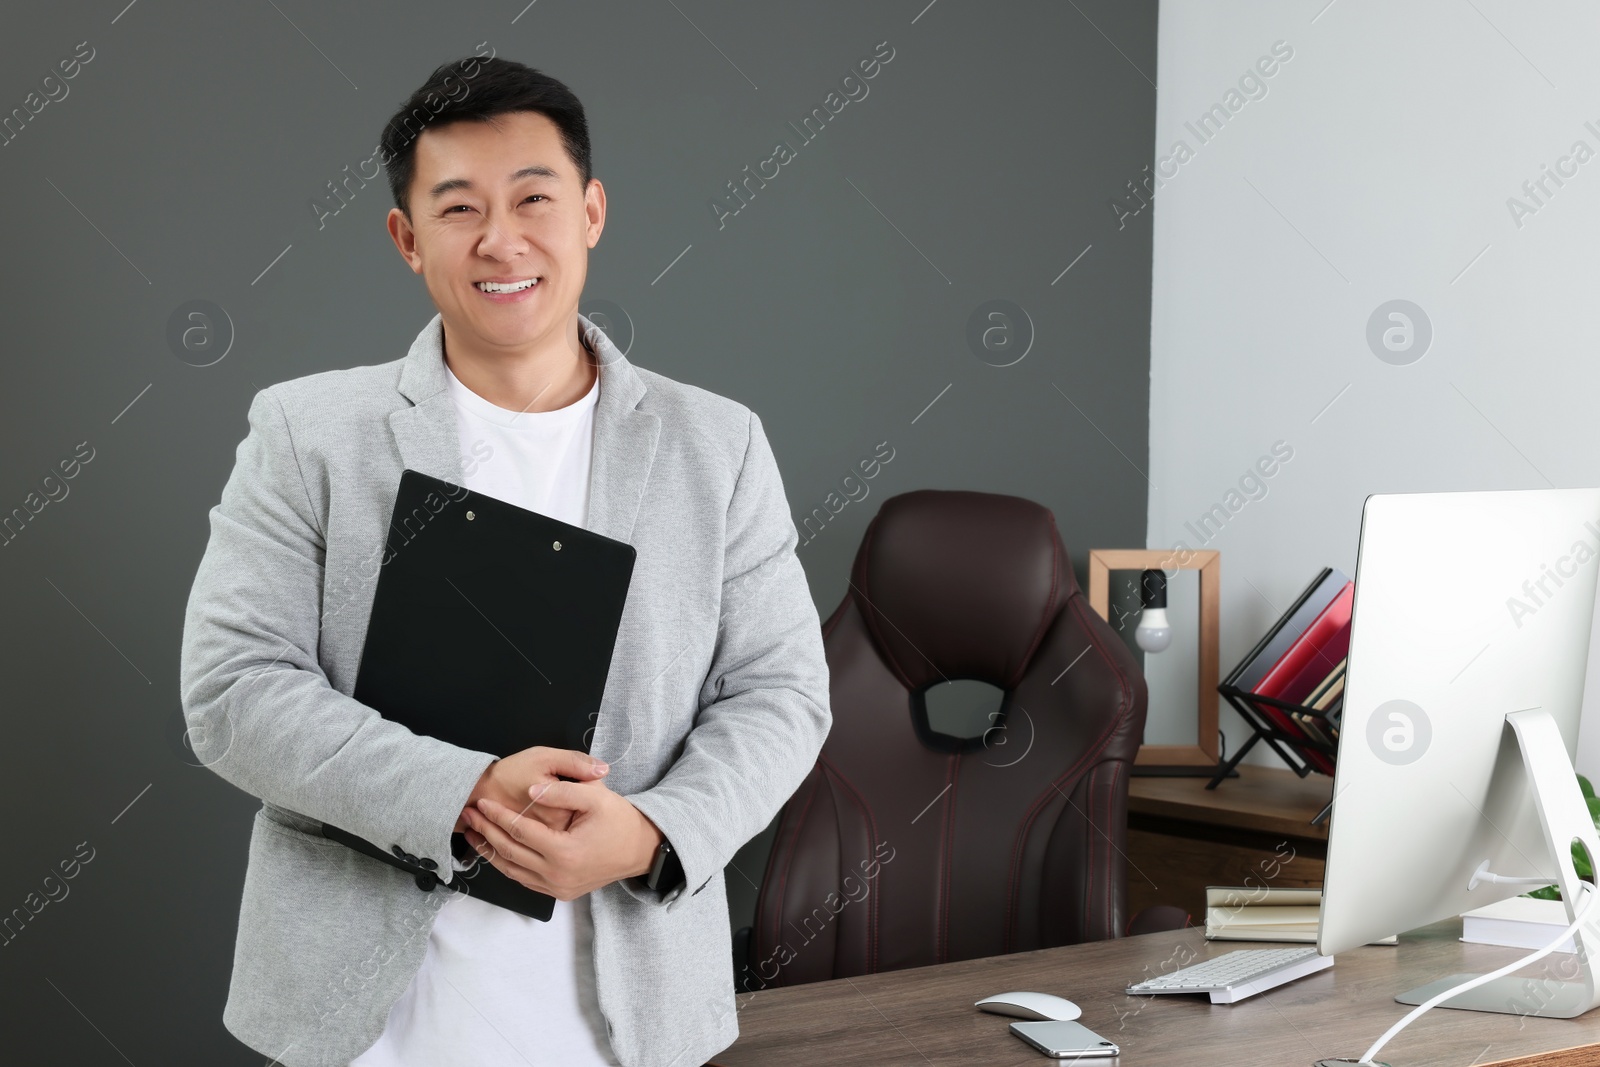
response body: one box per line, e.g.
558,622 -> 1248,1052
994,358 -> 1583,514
1460,895 -> 1576,953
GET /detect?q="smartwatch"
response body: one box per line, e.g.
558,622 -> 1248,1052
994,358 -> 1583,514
644,838 -> 684,893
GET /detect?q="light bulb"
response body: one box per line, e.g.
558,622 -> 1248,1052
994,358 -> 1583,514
1136,608 -> 1173,653
1135,568 -> 1173,653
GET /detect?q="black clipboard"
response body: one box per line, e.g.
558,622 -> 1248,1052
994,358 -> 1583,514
320,469 -> 636,921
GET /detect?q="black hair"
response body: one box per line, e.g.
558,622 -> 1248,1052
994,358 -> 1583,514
378,55 -> 592,218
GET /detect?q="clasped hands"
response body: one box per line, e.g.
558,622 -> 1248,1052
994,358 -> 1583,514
452,746 -> 663,901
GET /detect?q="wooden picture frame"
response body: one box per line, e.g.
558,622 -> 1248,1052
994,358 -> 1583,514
1087,548 -> 1220,767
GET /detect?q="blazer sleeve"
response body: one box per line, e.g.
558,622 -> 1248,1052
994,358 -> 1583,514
621,410 -> 833,909
178,387 -> 495,880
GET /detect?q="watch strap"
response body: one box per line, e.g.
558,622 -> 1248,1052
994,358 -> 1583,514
645,838 -> 684,892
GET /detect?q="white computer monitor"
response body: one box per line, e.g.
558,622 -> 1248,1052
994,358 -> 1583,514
1318,487 -> 1600,1017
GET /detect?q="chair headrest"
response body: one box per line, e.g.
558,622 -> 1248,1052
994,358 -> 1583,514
847,489 -> 1080,692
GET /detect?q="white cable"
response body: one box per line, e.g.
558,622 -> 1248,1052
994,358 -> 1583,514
1470,860 -> 1560,889
1358,883 -> 1600,1066
1477,873 -> 1558,886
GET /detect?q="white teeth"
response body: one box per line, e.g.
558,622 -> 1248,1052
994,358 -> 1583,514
476,278 -> 539,293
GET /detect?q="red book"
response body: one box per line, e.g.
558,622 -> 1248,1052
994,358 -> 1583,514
1248,582 -> 1354,773
1253,582 -> 1354,699
1278,622 -> 1352,708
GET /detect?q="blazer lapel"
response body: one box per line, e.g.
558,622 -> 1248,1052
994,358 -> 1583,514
580,315 -> 662,547
388,312 -> 661,546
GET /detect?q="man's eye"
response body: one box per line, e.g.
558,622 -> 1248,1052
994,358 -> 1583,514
442,197 -> 540,214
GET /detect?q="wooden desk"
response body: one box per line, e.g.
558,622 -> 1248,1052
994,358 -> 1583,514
717,922 -> 1600,1066
1127,764 -> 1333,918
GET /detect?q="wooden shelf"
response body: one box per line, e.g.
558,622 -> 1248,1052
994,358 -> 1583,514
1128,763 -> 1333,842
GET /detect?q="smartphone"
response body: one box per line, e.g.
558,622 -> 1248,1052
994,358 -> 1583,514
1009,1019 -> 1121,1059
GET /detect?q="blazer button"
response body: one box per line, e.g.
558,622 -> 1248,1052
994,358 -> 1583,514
414,871 -> 436,892
391,845 -> 429,875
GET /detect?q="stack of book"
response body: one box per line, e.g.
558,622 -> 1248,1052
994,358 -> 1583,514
1459,895 -> 1575,953
1215,567 -> 1354,781
1205,886 -> 1398,945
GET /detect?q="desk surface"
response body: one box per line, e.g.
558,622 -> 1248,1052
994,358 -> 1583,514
718,921 -> 1600,1067
1128,763 -> 1333,842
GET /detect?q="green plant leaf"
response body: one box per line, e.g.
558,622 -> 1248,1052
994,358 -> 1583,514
1517,771 -> 1600,897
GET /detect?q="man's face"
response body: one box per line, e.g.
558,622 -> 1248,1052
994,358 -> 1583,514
388,110 -> 604,353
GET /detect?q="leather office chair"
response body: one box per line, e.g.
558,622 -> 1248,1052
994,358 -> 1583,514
741,489 -> 1149,989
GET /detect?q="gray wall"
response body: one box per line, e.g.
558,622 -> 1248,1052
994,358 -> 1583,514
0,1 -> 1155,1060
1141,0 -> 1600,773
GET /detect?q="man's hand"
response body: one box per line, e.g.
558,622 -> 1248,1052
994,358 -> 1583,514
455,746 -> 609,834
461,778 -> 664,900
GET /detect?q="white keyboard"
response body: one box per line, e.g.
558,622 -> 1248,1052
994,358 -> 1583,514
1125,946 -> 1334,1004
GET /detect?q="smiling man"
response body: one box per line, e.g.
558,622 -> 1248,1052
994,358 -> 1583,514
179,55 -> 832,1067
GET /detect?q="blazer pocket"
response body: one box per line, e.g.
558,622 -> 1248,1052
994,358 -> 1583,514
257,802 -> 339,845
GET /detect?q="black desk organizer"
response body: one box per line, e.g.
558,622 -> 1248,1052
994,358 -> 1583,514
1211,681 -> 1339,823
1204,567 -> 1350,830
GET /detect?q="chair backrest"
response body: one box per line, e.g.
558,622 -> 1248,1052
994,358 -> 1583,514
748,489 -> 1148,988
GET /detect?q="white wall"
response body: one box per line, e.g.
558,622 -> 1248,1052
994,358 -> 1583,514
1143,0 -> 1600,775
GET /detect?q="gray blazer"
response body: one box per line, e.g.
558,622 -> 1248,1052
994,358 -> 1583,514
179,313 -> 832,1067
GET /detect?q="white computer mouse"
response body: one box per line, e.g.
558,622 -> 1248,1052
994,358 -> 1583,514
974,991 -> 1083,1021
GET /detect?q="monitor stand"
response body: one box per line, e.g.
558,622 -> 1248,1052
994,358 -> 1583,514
1395,707 -> 1600,1018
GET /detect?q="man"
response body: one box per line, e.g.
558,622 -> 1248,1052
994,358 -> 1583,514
179,53 -> 831,1067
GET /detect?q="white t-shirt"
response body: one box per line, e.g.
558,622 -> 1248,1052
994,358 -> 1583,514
352,357 -> 618,1067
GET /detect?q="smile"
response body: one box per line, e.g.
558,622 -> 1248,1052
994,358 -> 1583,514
475,278 -> 540,293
